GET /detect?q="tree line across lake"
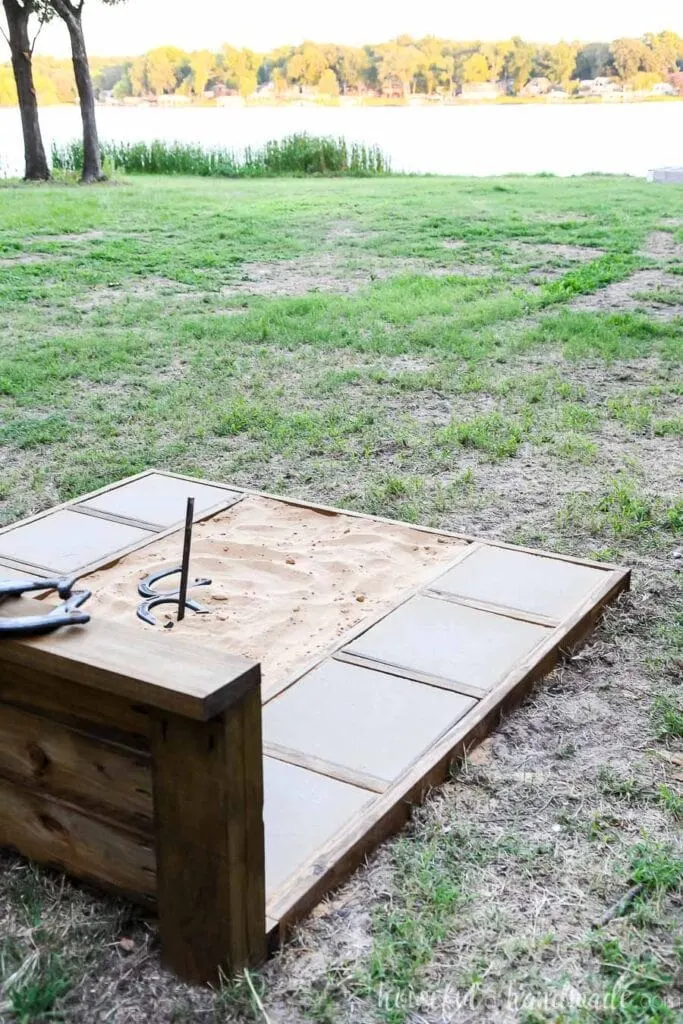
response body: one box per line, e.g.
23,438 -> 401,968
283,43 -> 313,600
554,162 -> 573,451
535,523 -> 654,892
2,7 -> 683,183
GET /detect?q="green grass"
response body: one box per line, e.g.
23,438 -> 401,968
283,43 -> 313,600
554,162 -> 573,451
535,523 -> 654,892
0,171 -> 682,1023
51,133 -> 391,177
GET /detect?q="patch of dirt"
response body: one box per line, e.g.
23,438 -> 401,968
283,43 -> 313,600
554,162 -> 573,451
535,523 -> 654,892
642,230 -> 683,260
0,253 -> 56,266
443,239 -> 467,250
220,254 -> 494,298
72,277 -> 200,311
510,241 -> 605,262
570,269 -> 683,320
325,220 -> 375,242
32,230 -> 107,244
528,212 -> 594,223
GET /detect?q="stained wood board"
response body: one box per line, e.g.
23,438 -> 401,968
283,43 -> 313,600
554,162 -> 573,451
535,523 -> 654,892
0,596 -> 260,721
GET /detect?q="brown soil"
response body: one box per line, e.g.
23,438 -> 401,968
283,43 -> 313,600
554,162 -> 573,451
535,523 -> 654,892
220,253 -> 493,298
642,230 -> 683,260
570,269 -> 683,319
510,241 -> 605,262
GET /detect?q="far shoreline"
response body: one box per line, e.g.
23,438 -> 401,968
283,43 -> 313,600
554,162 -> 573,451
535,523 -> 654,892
1,95 -> 683,112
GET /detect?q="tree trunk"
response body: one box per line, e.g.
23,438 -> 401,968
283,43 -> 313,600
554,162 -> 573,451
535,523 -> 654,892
2,0 -> 50,180
51,0 -> 105,182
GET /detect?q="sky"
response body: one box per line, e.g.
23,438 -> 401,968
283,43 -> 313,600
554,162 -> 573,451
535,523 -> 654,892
22,0 -> 683,59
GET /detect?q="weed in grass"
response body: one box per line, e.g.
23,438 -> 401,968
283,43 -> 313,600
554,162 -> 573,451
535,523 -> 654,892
597,767 -> 643,803
353,824 -> 489,1024
212,968 -> 268,1021
0,415 -> 72,449
657,784 -> 683,821
607,396 -> 654,433
558,478 -> 682,542
529,310 -> 683,362
559,403 -> 600,431
6,952 -> 71,1024
586,937 -> 679,1024
627,840 -> 682,898
651,695 -> 683,740
437,411 -> 526,459
553,433 -> 599,463
365,475 -> 425,522
213,397 -> 374,455
654,416 -> 683,436
541,254 -> 638,303
634,288 -> 683,306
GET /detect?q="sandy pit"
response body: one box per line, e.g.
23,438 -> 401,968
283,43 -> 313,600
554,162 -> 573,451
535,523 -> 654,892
81,496 -> 465,689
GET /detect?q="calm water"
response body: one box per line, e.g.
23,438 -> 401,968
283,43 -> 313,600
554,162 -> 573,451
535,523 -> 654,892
1,102 -> 682,178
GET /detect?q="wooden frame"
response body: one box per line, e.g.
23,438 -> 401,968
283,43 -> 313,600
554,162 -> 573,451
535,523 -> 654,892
0,597 -> 263,983
0,471 -> 630,984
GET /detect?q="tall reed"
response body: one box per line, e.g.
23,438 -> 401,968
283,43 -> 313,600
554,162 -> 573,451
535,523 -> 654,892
51,134 -> 391,177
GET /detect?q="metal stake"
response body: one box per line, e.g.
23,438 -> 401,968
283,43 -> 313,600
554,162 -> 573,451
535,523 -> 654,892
177,497 -> 195,622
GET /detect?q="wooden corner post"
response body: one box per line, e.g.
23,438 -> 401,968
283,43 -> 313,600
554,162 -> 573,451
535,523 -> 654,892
150,670 -> 266,984
0,598 -> 266,986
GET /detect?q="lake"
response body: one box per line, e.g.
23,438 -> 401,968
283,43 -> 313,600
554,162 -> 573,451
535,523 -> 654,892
1,102 -> 682,178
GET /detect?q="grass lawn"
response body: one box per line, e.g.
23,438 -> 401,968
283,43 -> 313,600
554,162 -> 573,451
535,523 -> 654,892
0,173 -> 682,1023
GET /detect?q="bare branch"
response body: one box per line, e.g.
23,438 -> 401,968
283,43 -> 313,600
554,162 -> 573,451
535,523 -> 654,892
29,13 -> 43,53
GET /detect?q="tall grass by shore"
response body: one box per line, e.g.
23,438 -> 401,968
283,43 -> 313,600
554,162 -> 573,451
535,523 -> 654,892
51,134 -> 391,177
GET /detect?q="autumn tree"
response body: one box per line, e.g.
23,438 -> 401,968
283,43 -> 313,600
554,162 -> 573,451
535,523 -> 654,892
417,37 -> 451,94
462,52 -> 490,84
481,40 -> 513,82
504,37 -> 535,93
611,38 -> 649,81
220,44 -> 260,95
318,67 -> 339,96
1,0 -> 50,179
377,39 -> 421,96
188,49 -> 213,96
545,41 -> 578,89
287,42 -> 327,87
643,30 -> 683,77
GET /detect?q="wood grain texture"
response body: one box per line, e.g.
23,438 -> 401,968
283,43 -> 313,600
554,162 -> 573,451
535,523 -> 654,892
0,704 -> 153,831
0,662 -> 150,747
150,683 -> 266,983
0,596 -> 260,721
0,776 -> 156,900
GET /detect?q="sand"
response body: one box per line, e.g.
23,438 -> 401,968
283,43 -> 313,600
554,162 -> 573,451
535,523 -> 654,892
81,496 -> 465,689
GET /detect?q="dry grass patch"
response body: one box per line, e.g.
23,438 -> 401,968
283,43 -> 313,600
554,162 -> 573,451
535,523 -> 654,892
642,230 -> 683,260
570,269 -> 683,320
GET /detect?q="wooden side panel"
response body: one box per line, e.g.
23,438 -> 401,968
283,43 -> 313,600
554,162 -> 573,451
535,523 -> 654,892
150,683 -> 266,983
0,704 -> 153,832
0,776 -> 156,901
0,663 -> 150,747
